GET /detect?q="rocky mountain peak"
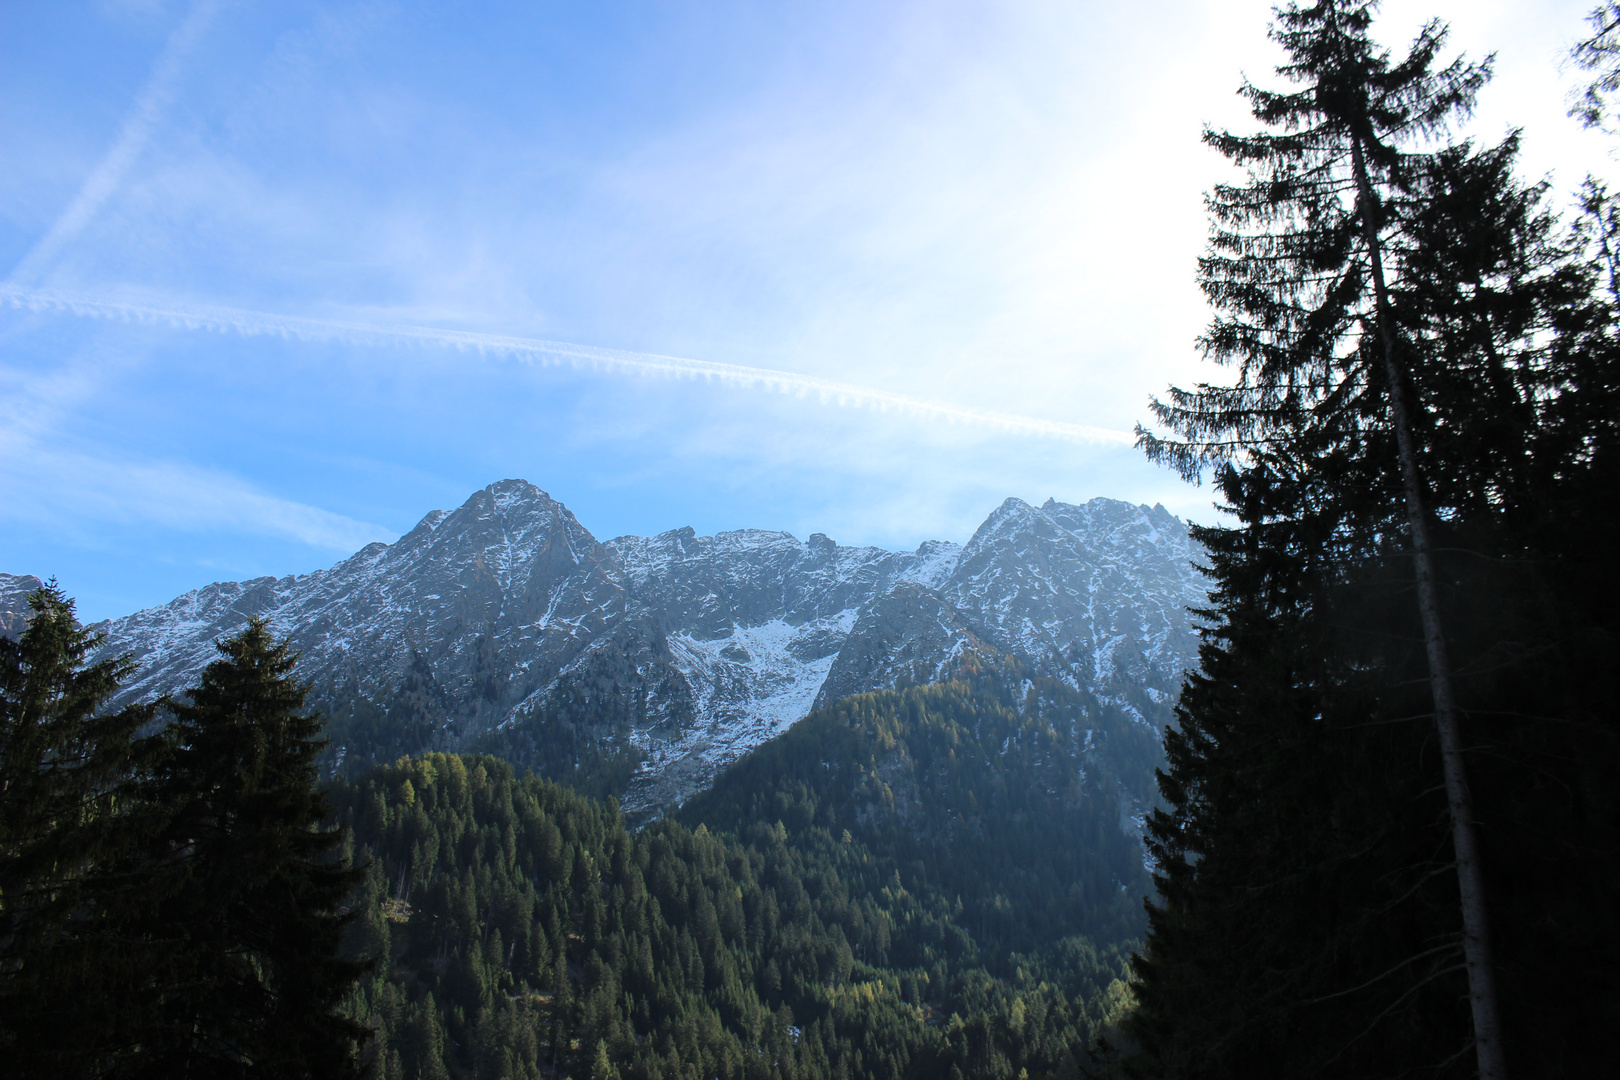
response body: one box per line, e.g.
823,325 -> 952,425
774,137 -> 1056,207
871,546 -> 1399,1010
54,483 -> 1206,816
965,496 -> 1043,545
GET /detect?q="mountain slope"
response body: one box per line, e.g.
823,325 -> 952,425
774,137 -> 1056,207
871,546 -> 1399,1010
0,574 -> 44,640
678,660 -> 1160,954
67,480 -> 1205,813
337,749 -> 1140,1080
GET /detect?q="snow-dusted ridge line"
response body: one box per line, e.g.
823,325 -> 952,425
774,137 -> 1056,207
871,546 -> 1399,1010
41,481 -> 1207,816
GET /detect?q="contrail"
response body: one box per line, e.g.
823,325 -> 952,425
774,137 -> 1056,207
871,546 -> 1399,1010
0,285 -> 1135,446
7,0 -> 219,285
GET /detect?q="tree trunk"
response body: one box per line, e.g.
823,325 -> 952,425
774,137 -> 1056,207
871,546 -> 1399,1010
1350,134 -> 1508,1080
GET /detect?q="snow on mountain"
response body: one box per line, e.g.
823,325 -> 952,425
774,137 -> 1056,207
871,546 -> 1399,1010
92,483 -> 632,724
0,573 -> 45,640
59,480 -> 1206,815
944,497 -> 1204,702
812,582 -> 1004,711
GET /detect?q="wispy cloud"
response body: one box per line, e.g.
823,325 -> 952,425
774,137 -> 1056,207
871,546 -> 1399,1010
0,434 -> 395,552
7,0 -> 219,285
0,285 -> 1136,446
0,332 -> 393,553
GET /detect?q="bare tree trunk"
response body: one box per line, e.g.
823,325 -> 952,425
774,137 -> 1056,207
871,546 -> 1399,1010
1351,135 -> 1507,1080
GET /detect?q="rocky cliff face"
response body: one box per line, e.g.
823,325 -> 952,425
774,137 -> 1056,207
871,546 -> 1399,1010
942,496 -> 1204,720
0,573 -> 45,640
73,480 -> 1206,815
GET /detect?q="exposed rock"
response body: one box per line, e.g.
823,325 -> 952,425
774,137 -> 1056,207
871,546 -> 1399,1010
53,480 -> 1206,816
0,574 -> 45,640
813,581 -> 1005,709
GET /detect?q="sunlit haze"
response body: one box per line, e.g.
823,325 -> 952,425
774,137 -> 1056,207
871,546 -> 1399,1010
1,0 -> 1609,620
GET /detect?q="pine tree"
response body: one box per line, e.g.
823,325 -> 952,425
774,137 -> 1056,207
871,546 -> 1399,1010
1131,2 -> 1618,1076
0,583 -> 156,1075
1570,3 -> 1620,133
133,618 -> 369,1078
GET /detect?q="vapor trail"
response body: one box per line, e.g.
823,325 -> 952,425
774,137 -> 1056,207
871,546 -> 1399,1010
0,285 -> 1135,446
7,0 -> 219,285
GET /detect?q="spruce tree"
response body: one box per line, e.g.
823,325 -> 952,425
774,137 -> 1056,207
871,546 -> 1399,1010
0,583 -> 156,1075
134,618 -> 368,1078
1131,2 -> 1617,1076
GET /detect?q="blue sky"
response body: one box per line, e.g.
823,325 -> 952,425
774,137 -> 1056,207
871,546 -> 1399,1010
2,0 -> 1611,621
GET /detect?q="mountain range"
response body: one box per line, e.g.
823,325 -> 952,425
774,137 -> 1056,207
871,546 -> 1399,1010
2,479 -> 1206,817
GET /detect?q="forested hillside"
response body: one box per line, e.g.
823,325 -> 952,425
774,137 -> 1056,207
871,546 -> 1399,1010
678,661 -> 1157,958
335,664 -> 1149,1080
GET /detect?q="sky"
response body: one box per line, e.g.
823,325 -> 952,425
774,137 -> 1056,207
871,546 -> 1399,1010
2,0 -> 1614,621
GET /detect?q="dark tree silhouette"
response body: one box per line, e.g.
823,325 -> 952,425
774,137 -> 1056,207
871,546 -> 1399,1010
134,618 -> 369,1078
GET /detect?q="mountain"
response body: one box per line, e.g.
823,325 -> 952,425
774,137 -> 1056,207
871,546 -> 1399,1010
0,574 -> 44,640
679,660 -> 1162,951
67,480 -> 1204,816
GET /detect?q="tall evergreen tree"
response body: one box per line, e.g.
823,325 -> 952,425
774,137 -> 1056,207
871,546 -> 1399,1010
1131,2 -> 1618,1076
1141,15 -> 1510,1065
0,583 -> 155,1075
132,618 -> 369,1079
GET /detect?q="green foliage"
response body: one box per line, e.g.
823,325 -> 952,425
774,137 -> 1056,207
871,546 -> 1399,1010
131,618 -> 370,1077
337,665 -> 1149,1080
680,659 -> 1156,959
0,583 -> 156,1074
1,609 -> 369,1077
1129,3 -> 1620,1076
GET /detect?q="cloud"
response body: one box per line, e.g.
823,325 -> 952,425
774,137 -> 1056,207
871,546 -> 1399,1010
0,431 -> 395,553
0,284 -> 1137,446
0,334 -> 393,552
7,0 -> 220,285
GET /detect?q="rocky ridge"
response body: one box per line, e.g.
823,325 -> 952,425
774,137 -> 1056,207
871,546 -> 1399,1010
37,481 -> 1206,815
0,573 -> 45,640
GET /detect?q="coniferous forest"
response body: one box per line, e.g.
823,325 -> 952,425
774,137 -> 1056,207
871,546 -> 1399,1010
3,595 -> 1143,1080
3,2 -> 1619,1078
